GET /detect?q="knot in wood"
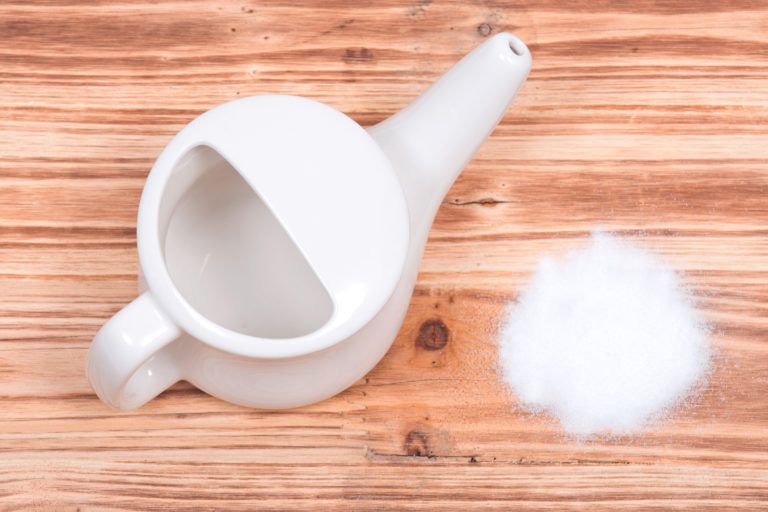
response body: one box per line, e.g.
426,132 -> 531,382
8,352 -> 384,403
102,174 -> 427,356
416,318 -> 449,351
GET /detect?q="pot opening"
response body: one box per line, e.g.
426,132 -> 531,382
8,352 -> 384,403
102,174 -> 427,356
158,145 -> 334,339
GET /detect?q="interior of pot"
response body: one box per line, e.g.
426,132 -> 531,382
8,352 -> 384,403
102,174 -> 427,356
157,145 -> 334,339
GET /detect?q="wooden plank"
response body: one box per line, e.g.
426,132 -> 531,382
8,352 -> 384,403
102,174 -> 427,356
1,0 -> 767,509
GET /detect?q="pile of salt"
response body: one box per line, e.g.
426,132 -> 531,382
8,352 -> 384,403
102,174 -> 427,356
499,232 -> 710,436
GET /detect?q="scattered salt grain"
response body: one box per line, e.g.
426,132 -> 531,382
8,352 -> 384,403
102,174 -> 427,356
499,231 -> 709,436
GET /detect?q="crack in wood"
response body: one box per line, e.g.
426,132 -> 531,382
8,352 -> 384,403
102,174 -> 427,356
449,198 -> 518,207
365,448 -> 647,465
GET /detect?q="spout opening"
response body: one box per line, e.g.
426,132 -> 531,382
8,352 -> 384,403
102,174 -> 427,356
509,41 -> 524,56
502,33 -> 529,57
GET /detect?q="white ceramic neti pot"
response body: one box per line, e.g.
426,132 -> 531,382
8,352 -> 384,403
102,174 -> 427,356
87,33 -> 532,410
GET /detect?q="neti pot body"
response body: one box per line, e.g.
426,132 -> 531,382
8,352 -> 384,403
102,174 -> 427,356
87,33 -> 532,410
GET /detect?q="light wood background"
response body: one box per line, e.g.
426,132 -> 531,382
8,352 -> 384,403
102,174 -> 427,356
1,0 -> 767,510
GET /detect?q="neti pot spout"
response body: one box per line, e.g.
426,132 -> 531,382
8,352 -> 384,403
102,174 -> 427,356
367,32 -> 532,237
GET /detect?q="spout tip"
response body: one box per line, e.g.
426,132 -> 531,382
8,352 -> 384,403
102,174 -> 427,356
508,38 -> 527,57
498,32 -> 530,58
489,32 -> 532,74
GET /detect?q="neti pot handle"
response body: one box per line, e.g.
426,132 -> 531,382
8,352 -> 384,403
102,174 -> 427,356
87,292 -> 182,410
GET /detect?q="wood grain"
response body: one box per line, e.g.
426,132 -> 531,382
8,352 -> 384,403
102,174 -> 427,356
1,0 -> 767,509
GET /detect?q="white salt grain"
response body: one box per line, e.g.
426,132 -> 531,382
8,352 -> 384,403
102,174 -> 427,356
499,232 -> 709,436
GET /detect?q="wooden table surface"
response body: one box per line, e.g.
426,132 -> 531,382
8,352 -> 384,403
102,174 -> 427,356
2,0 -> 767,510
